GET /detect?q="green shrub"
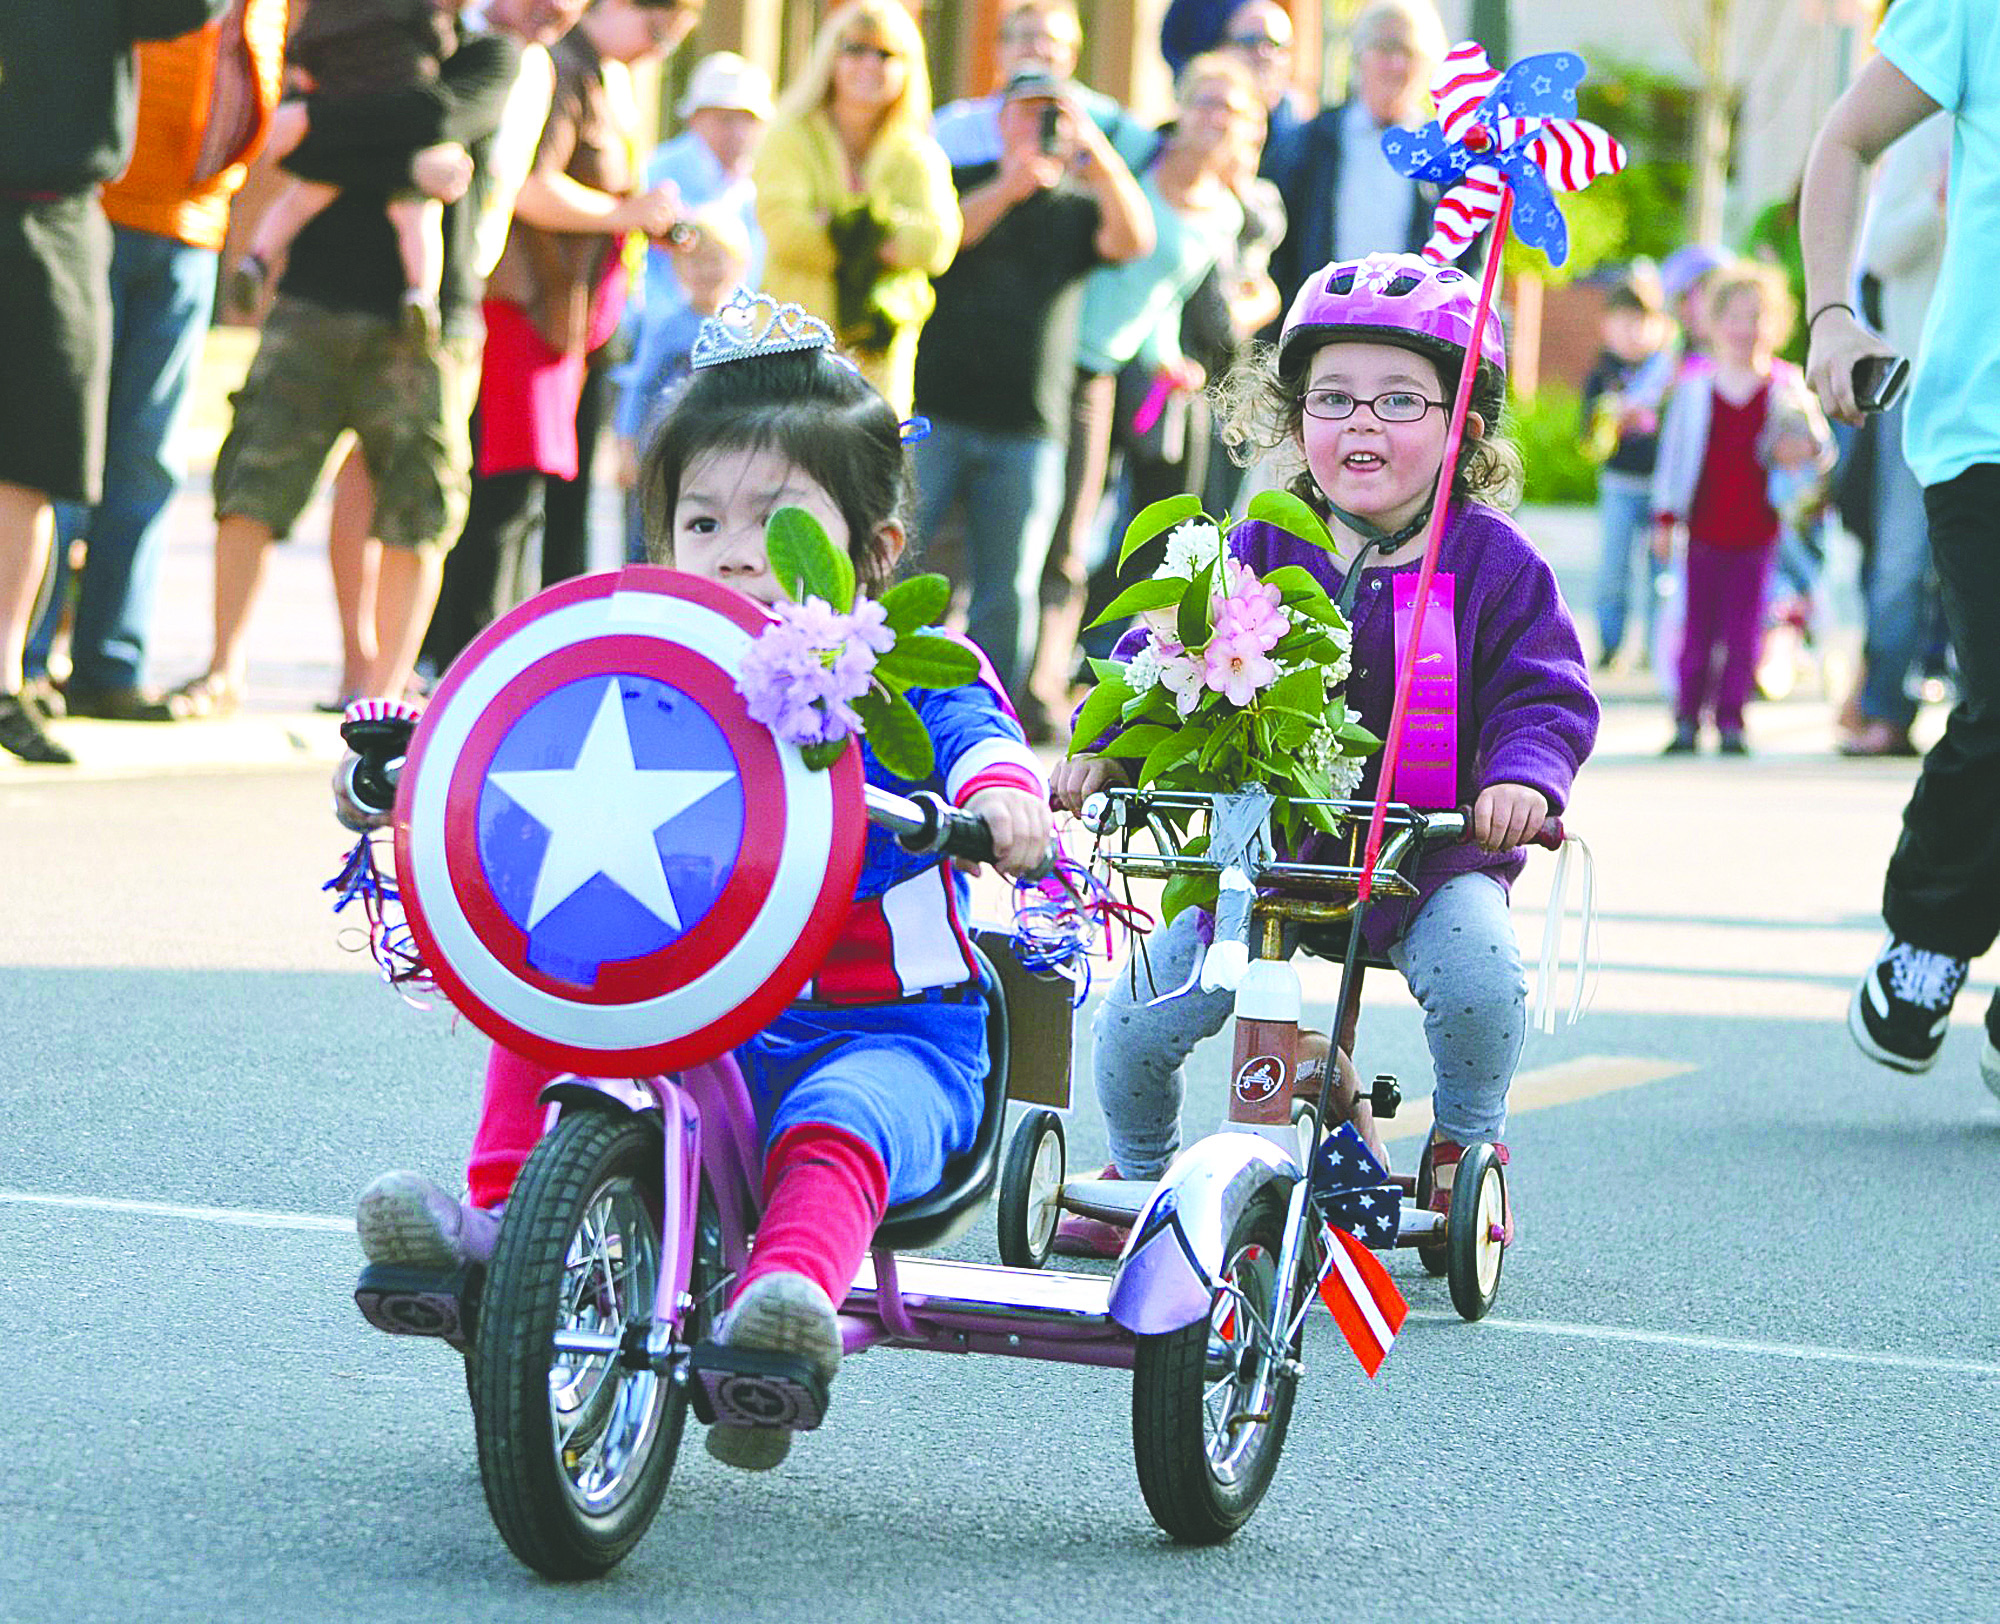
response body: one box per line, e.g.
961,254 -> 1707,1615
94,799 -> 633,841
1505,381 -> 1597,506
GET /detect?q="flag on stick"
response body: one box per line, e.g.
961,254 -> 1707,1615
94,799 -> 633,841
1318,1224 -> 1409,1377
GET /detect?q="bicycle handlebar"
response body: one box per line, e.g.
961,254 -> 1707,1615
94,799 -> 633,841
866,786 -> 1057,881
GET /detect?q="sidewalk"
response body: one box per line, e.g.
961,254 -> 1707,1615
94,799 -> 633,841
3,334 -> 1899,776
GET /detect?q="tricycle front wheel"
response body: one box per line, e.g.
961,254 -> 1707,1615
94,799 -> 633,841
1130,1188 -> 1297,1543
472,1108 -> 718,1579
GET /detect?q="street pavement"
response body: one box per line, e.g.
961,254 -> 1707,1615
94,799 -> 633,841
3,476 -> 1997,1622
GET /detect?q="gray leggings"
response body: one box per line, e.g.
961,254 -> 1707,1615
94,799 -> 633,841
1090,873 -> 1526,1178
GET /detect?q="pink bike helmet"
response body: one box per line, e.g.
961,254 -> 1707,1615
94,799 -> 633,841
1279,254 -> 1508,393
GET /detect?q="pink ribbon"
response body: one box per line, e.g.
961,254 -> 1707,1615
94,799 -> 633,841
1391,571 -> 1457,808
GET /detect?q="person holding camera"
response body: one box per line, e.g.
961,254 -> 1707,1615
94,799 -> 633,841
1802,0 -> 2000,1097
753,0 -> 959,418
907,69 -> 1151,707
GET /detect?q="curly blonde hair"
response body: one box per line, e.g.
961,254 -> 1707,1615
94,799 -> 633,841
1213,337 -> 1524,515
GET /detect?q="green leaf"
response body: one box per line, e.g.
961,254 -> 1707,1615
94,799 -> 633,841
1159,869 -> 1218,926
1245,489 -> 1338,555
1288,595 -> 1352,630
1117,493 -> 1206,569
1260,564 -> 1337,607
877,573 -> 950,634
800,737 -> 853,772
1086,657 -> 1129,685
873,632 -> 981,692
1198,710 -> 1245,772
1137,727 -> 1204,786
1336,720 -> 1383,751
1068,675 -> 1137,755
766,506 -> 855,613
1101,723 -> 1173,761
866,686 -> 934,780
1083,575 -> 1187,631
1264,669 -> 1323,714
1177,557 -> 1215,649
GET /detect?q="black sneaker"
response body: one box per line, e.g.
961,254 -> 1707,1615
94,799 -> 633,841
1662,724 -> 1698,756
0,691 -> 75,763
1982,992 -> 2000,1104
1849,935 -> 1968,1072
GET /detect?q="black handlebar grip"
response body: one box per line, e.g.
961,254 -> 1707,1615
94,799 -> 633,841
339,700 -> 421,815
1532,816 -> 1565,851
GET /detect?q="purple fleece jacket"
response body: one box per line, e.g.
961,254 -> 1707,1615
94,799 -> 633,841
1105,502 -> 1599,945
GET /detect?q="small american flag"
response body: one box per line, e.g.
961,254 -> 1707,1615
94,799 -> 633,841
1318,1224 -> 1408,1378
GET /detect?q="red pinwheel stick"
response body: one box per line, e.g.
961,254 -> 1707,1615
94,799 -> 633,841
1355,185 -> 1514,904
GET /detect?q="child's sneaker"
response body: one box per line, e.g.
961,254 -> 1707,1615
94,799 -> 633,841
703,1271 -> 841,1473
1050,1165 -> 1130,1259
355,1170 -> 501,1268
1982,992 -> 2000,1104
1849,935 -> 1969,1073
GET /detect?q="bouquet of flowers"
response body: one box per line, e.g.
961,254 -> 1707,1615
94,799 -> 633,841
1069,491 -> 1381,920
734,506 -> 979,780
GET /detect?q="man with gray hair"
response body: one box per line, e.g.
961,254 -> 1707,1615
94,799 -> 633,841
1264,0 -> 1452,313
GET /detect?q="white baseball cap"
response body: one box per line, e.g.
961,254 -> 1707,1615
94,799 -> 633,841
677,52 -> 775,120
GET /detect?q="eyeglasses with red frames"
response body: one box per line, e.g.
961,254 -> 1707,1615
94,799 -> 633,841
1299,388 -> 1446,423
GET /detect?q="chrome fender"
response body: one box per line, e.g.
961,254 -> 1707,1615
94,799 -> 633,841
1106,1133 -> 1299,1336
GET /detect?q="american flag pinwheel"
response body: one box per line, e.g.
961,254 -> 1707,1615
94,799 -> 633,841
1380,43 -> 1627,267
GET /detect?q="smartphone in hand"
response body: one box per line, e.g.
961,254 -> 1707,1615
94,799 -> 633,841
1037,102 -> 1062,157
1853,354 -> 1910,414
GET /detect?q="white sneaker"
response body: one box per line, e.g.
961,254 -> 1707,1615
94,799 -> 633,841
355,1171 -> 501,1268
704,1272 -> 841,1472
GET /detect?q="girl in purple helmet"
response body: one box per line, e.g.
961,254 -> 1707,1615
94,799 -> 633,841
1050,252 -> 1598,1252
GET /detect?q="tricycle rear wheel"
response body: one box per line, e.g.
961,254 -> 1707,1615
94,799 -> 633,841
996,1108 -> 1065,1269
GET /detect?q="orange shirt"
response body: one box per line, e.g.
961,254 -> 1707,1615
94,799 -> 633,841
102,0 -> 288,251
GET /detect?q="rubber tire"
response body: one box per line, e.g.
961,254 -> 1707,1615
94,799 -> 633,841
1131,1187 -> 1297,1543
996,1108 -> 1065,1270
1446,1142 -> 1506,1322
472,1108 -> 705,1579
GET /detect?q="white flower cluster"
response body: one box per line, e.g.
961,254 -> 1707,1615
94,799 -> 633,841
1302,728 -> 1366,800
1124,639 -> 1170,694
1158,519 -> 1223,581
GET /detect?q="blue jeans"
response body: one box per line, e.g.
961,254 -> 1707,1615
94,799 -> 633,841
911,418 -> 1066,696
28,227 -> 216,692
1593,469 -> 1659,659
1859,400 -> 1933,730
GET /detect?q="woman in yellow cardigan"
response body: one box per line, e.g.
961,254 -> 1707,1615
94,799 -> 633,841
753,0 -> 961,416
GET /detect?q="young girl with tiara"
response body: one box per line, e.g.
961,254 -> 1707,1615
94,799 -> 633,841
346,290 -> 1052,1471
1050,253 -> 1598,1252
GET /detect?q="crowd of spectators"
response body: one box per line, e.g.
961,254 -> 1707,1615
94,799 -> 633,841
0,0 -> 1494,762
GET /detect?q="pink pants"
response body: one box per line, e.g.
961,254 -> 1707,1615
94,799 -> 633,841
1675,537 -> 1776,733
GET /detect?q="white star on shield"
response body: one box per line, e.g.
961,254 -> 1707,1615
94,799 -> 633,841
489,678 -> 734,932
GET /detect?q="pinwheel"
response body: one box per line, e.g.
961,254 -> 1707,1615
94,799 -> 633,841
1381,43 -> 1627,267
1352,44 -> 1624,905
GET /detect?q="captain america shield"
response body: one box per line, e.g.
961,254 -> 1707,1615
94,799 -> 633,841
393,566 -> 866,1074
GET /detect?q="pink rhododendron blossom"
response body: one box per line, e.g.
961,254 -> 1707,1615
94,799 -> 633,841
1202,630 -> 1280,707
1160,650 -> 1207,715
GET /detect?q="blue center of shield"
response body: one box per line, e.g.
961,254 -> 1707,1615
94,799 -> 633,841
476,674 -> 745,986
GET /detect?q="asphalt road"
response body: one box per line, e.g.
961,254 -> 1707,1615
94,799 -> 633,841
4,678 -> 1998,1622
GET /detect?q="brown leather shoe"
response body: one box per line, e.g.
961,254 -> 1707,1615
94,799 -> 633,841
63,684 -> 191,723
1838,720 -> 1919,758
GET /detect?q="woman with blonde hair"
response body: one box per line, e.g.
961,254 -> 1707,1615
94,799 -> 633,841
754,0 -> 962,414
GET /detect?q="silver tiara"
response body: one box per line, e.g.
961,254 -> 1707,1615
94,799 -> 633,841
690,288 -> 835,370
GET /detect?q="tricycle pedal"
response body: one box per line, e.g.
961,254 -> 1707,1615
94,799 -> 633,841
686,1341 -> 830,1432
355,1262 -> 480,1350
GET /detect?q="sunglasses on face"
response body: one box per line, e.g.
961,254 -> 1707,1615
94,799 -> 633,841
1300,388 -> 1445,423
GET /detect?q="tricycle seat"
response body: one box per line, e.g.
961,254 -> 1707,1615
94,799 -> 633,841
870,942 -> 1012,1253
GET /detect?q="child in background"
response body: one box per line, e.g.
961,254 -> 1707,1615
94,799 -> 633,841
1651,260 -> 1832,755
614,209 -> 754,556
1052,254 -> 1597,1252
231,0 -> 468,337
344,293 -> 1051,1473
1582,264 -> 1671,669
